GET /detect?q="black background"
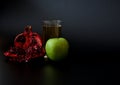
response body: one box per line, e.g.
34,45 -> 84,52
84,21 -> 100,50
0,0 -> 120,85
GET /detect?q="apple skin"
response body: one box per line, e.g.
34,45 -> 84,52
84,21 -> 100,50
45,37 -> 69,61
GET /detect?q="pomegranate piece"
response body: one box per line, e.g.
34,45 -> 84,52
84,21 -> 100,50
4,25 -> 45,62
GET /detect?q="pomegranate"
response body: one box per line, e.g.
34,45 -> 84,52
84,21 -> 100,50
4,25 -> 45,62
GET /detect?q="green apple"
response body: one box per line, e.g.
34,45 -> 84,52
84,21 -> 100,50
45,37 -> 69,61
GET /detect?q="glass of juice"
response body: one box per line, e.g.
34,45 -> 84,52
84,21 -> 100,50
42,20 -> 62,46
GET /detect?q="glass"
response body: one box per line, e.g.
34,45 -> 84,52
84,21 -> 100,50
42,20 -> 62,46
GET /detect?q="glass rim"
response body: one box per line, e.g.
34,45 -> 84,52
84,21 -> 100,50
43,20 -> 61,23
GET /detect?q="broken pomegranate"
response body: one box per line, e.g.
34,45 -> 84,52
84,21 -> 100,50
4,25 -> 45,62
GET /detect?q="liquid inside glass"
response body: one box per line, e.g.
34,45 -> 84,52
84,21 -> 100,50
42,20 -> 62,46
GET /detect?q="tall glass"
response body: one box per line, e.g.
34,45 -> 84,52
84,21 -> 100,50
42,20 -> 62,46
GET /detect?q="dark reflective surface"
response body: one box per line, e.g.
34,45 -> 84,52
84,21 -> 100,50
0,50 -> 120,85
